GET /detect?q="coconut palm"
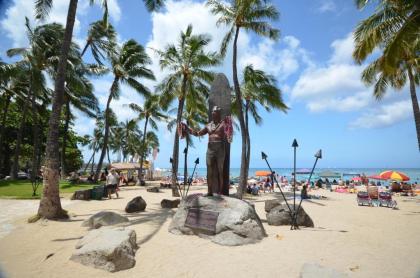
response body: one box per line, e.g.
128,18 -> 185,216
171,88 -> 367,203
240,64 -> 288,172
94,39 -> 155,181
207,0 -> 280,199
34,0 -> 166,218
61,71 -> 99,177
81,20 -> 117,64
167,96 -> 207,191
5,21 -> 69,179
129,94 -> 167,182
353,0 -> 420,151
156,24 -> 220,194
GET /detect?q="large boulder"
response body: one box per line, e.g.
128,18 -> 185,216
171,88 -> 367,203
70,227 -> 138,272
161,199 -> 180,209
125,196 -> 147,213
169,195 -> 266,246
146,187 -> 160,193
266,204 -> 314,227
264,199 -> 282,212
82,211 -> 129,229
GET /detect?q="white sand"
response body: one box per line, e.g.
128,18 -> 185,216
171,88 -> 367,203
0,185 -> 419,278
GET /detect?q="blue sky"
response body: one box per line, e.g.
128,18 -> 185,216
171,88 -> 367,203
0,0 -> 419,169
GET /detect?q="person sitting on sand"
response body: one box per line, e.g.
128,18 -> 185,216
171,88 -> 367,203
106,169 -> 119,199
251,183 -> 260,195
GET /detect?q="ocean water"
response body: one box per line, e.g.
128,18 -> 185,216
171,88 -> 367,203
170,168 -> 420,182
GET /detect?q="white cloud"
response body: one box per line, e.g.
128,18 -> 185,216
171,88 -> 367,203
291,33 -> 374,112
239,36 -> 312,81
349,100 -> 412,129
0,0 -> 91,48
318,0 -> 336,13
145,0 -> 308,86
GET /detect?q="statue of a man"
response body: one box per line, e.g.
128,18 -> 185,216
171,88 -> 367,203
179,106 -> 232,196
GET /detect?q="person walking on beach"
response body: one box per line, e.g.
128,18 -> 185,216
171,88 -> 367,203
106,169 -> 119,199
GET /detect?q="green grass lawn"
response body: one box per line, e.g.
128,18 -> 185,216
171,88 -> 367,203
0,180 -> 100,199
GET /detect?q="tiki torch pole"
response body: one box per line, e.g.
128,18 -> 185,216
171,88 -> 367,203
261,152 -> 293,215
185,158 -> 199,197
291,149 -> 322,229
292,139 -> 298,207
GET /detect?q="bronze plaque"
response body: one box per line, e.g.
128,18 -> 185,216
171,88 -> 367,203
185,208 -> 219,234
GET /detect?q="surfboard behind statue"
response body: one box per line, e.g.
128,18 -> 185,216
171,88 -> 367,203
208,73 -> 231,195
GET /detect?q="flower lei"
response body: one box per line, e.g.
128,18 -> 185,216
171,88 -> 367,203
224,116 -> 233,143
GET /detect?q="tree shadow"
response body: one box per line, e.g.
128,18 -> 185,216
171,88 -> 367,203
52,236 -> 83,242
123,208 -> 175,245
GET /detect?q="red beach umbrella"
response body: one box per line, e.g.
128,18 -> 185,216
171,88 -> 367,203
367,175 -> 387,180
378,170 -> 410,181
255,171 -> 271,177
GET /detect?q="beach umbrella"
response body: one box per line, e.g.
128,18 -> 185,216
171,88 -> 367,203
367,175 -> 387,180
378,171 -> 410,181
255,170 -> 271,177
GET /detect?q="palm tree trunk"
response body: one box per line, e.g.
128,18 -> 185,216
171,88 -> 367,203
61,101 -> 71,178
0,93 -> 11,172
107,147 -> 111,164
408,68 -> 420,151
38,0 -> 78,219
232,26 -> 248,199
31,88 -> 41,182
245,100 -> 251,182
95,78 -> 117,181
11,97 -> 30,179
183,132 -> 189,195
91,150 -> 95,173
83,146 -> 95,173
171,78 -> 187,196
138,116 -> 149,184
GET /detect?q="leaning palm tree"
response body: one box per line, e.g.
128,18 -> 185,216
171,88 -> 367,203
207,0 -> 280,199
240,64 -> 288,172
156,24 -> 220,195
94,39 -> 155,181
353,0 -> 420,151
129,94 -> 167,183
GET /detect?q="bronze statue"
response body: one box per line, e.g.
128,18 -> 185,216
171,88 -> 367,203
179,106 -> 232,196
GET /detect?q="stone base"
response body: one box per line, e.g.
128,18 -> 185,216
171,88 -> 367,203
169,195 -> 266,246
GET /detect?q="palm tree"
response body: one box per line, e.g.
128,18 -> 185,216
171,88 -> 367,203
156,24 -> 220,195
61,71 -> 98,177
94,39 -> 155,181
240,64 -> 288,172
34,0 -> 164,219
129,94 -> 167,183
81,20 -> 117,64
207,0 -> 280,199
353,0 -> 420,150
5,20 -> 68,179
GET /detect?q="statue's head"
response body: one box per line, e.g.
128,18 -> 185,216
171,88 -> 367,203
211,106 -> 221,121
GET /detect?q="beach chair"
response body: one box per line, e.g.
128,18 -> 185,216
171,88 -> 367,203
357,191 -> 371,206
378,192 -> 397,208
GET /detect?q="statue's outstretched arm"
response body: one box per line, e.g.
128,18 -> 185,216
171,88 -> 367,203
190,126 -> 208,137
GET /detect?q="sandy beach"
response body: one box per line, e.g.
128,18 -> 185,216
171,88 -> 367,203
0,185 -> 419,278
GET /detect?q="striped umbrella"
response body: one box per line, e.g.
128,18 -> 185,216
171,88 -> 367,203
379,171 -> 410,181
